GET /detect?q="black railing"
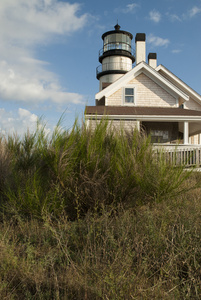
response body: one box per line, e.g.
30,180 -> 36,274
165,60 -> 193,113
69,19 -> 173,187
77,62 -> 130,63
99,42 -> 135,57
96,62 -> 133,76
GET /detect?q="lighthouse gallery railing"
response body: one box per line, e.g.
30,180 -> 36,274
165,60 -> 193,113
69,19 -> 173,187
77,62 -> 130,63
99,42 -> 135,57
96,62 -> 133,76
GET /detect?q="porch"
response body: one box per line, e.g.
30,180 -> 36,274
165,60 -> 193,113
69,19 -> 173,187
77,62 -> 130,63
85,106 -> 201,146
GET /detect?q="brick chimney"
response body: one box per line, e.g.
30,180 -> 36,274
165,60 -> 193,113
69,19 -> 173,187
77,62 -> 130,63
135,33 -> 146,64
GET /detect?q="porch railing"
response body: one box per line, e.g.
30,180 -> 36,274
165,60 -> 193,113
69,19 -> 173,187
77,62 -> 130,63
153,144 -> 201,167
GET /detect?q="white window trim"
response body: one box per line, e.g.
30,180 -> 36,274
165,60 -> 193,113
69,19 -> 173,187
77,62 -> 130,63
122,85 -> 136,106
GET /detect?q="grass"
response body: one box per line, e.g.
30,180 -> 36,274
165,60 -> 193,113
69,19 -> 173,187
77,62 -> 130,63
0,117 -> 201,299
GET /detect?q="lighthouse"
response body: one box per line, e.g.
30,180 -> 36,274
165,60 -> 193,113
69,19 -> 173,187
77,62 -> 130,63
96,24 -> 135,91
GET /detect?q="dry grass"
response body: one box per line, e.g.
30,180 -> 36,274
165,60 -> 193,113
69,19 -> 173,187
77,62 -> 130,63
1,183 -> 201,299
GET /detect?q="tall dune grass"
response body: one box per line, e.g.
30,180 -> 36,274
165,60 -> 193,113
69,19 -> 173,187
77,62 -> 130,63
0,118 -> 200,299
1,118 -> 191,219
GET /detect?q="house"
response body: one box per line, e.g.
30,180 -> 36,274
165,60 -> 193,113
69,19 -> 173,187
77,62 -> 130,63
85,24 -> 201,145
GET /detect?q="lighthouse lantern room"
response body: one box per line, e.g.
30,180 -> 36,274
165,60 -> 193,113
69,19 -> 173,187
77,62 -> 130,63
96,24 -> 135,91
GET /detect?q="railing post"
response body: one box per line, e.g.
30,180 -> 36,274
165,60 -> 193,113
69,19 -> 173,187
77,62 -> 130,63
196,148 -> 199,167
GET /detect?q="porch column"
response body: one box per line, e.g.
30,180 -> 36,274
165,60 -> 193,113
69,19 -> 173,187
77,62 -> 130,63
183,121 -> 189,144
136,121 -> 140,131
199,134 -> 201,145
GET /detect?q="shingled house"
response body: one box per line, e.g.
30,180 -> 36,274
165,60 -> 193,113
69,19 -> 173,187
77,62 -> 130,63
85,24 -> 201,145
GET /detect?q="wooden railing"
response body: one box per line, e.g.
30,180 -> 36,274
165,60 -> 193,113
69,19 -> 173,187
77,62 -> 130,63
153,144 -> 201,167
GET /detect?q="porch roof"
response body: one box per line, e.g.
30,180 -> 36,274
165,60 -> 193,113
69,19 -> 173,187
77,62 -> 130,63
85,106 -> 201,122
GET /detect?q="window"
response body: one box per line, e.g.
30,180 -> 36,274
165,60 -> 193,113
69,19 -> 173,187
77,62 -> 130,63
124,87 -> 134,104
123,86 -> 136,105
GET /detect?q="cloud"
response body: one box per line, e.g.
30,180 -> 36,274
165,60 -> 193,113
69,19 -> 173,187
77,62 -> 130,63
149,10 -> 161,23
147,34 -> 170,47
0,61 -> 84,104
167,6 -> 201,22
0,108 -> 39,136
167,13 -> 182,22
188,6 -> 201,18
171,49 -> 182,54
0,0 -> 88,106
171,6 -> 201,21
0,0 -> 88,45
114,3 -> 139,14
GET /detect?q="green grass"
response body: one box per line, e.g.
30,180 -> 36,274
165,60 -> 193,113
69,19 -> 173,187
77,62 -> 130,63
0,117 -> 201,299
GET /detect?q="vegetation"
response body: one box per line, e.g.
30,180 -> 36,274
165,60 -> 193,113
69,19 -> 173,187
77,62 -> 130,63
0,118 -> 201,299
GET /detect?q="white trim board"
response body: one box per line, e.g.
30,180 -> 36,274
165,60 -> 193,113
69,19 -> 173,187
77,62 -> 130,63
85,114 -> 201,122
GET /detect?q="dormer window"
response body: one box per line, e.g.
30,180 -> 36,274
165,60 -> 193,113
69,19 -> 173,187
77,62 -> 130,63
123,87 -> 135,105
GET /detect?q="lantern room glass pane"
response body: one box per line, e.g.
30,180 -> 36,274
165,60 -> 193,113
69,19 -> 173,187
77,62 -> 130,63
103,33 -> 132,53
104,34 -> 131,46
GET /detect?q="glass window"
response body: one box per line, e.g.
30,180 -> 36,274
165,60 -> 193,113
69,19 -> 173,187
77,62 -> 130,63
104,36 -> 108,45
103,34 -> 132,53
125,88 -> 134,104
108,34 -> 116,43
105,34 -> 131,46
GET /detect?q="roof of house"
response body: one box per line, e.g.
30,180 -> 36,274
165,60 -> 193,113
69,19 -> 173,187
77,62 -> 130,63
86,106 -> 201,116
95,61 -> 190,102
156,64 -> 201,103
85,106 -> 201,121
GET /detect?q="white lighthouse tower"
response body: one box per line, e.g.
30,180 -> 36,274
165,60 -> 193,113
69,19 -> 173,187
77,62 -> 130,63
96,24 -> 135,91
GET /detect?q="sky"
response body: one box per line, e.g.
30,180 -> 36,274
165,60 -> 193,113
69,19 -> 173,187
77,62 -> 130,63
0,0 -> 201,136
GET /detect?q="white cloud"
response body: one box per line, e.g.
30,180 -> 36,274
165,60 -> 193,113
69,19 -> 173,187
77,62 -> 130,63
178,6 -> 201,20
188,6 -> 201,18
149,10 -> 161,23
126,3 -> 138,12
167,13 -> 182,22
114,3 -> 139,14
0,0 -> 88,45
0,0 -> 88,106
172,49 -> 182,54
0,61 -> 84,104
147,34 -> 170,47
0,108 -> 39,136
167,6 -> 201,22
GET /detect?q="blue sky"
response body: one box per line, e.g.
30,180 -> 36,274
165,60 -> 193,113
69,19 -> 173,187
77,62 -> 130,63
0,0 -> 201,135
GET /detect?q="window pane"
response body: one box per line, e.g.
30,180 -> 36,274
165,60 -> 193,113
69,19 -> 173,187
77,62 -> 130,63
125,96 -> 134,103
125,88 -> 134,95
126,36 -> 131,44
121,35 -> 126,43
108,34 -> 116,43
